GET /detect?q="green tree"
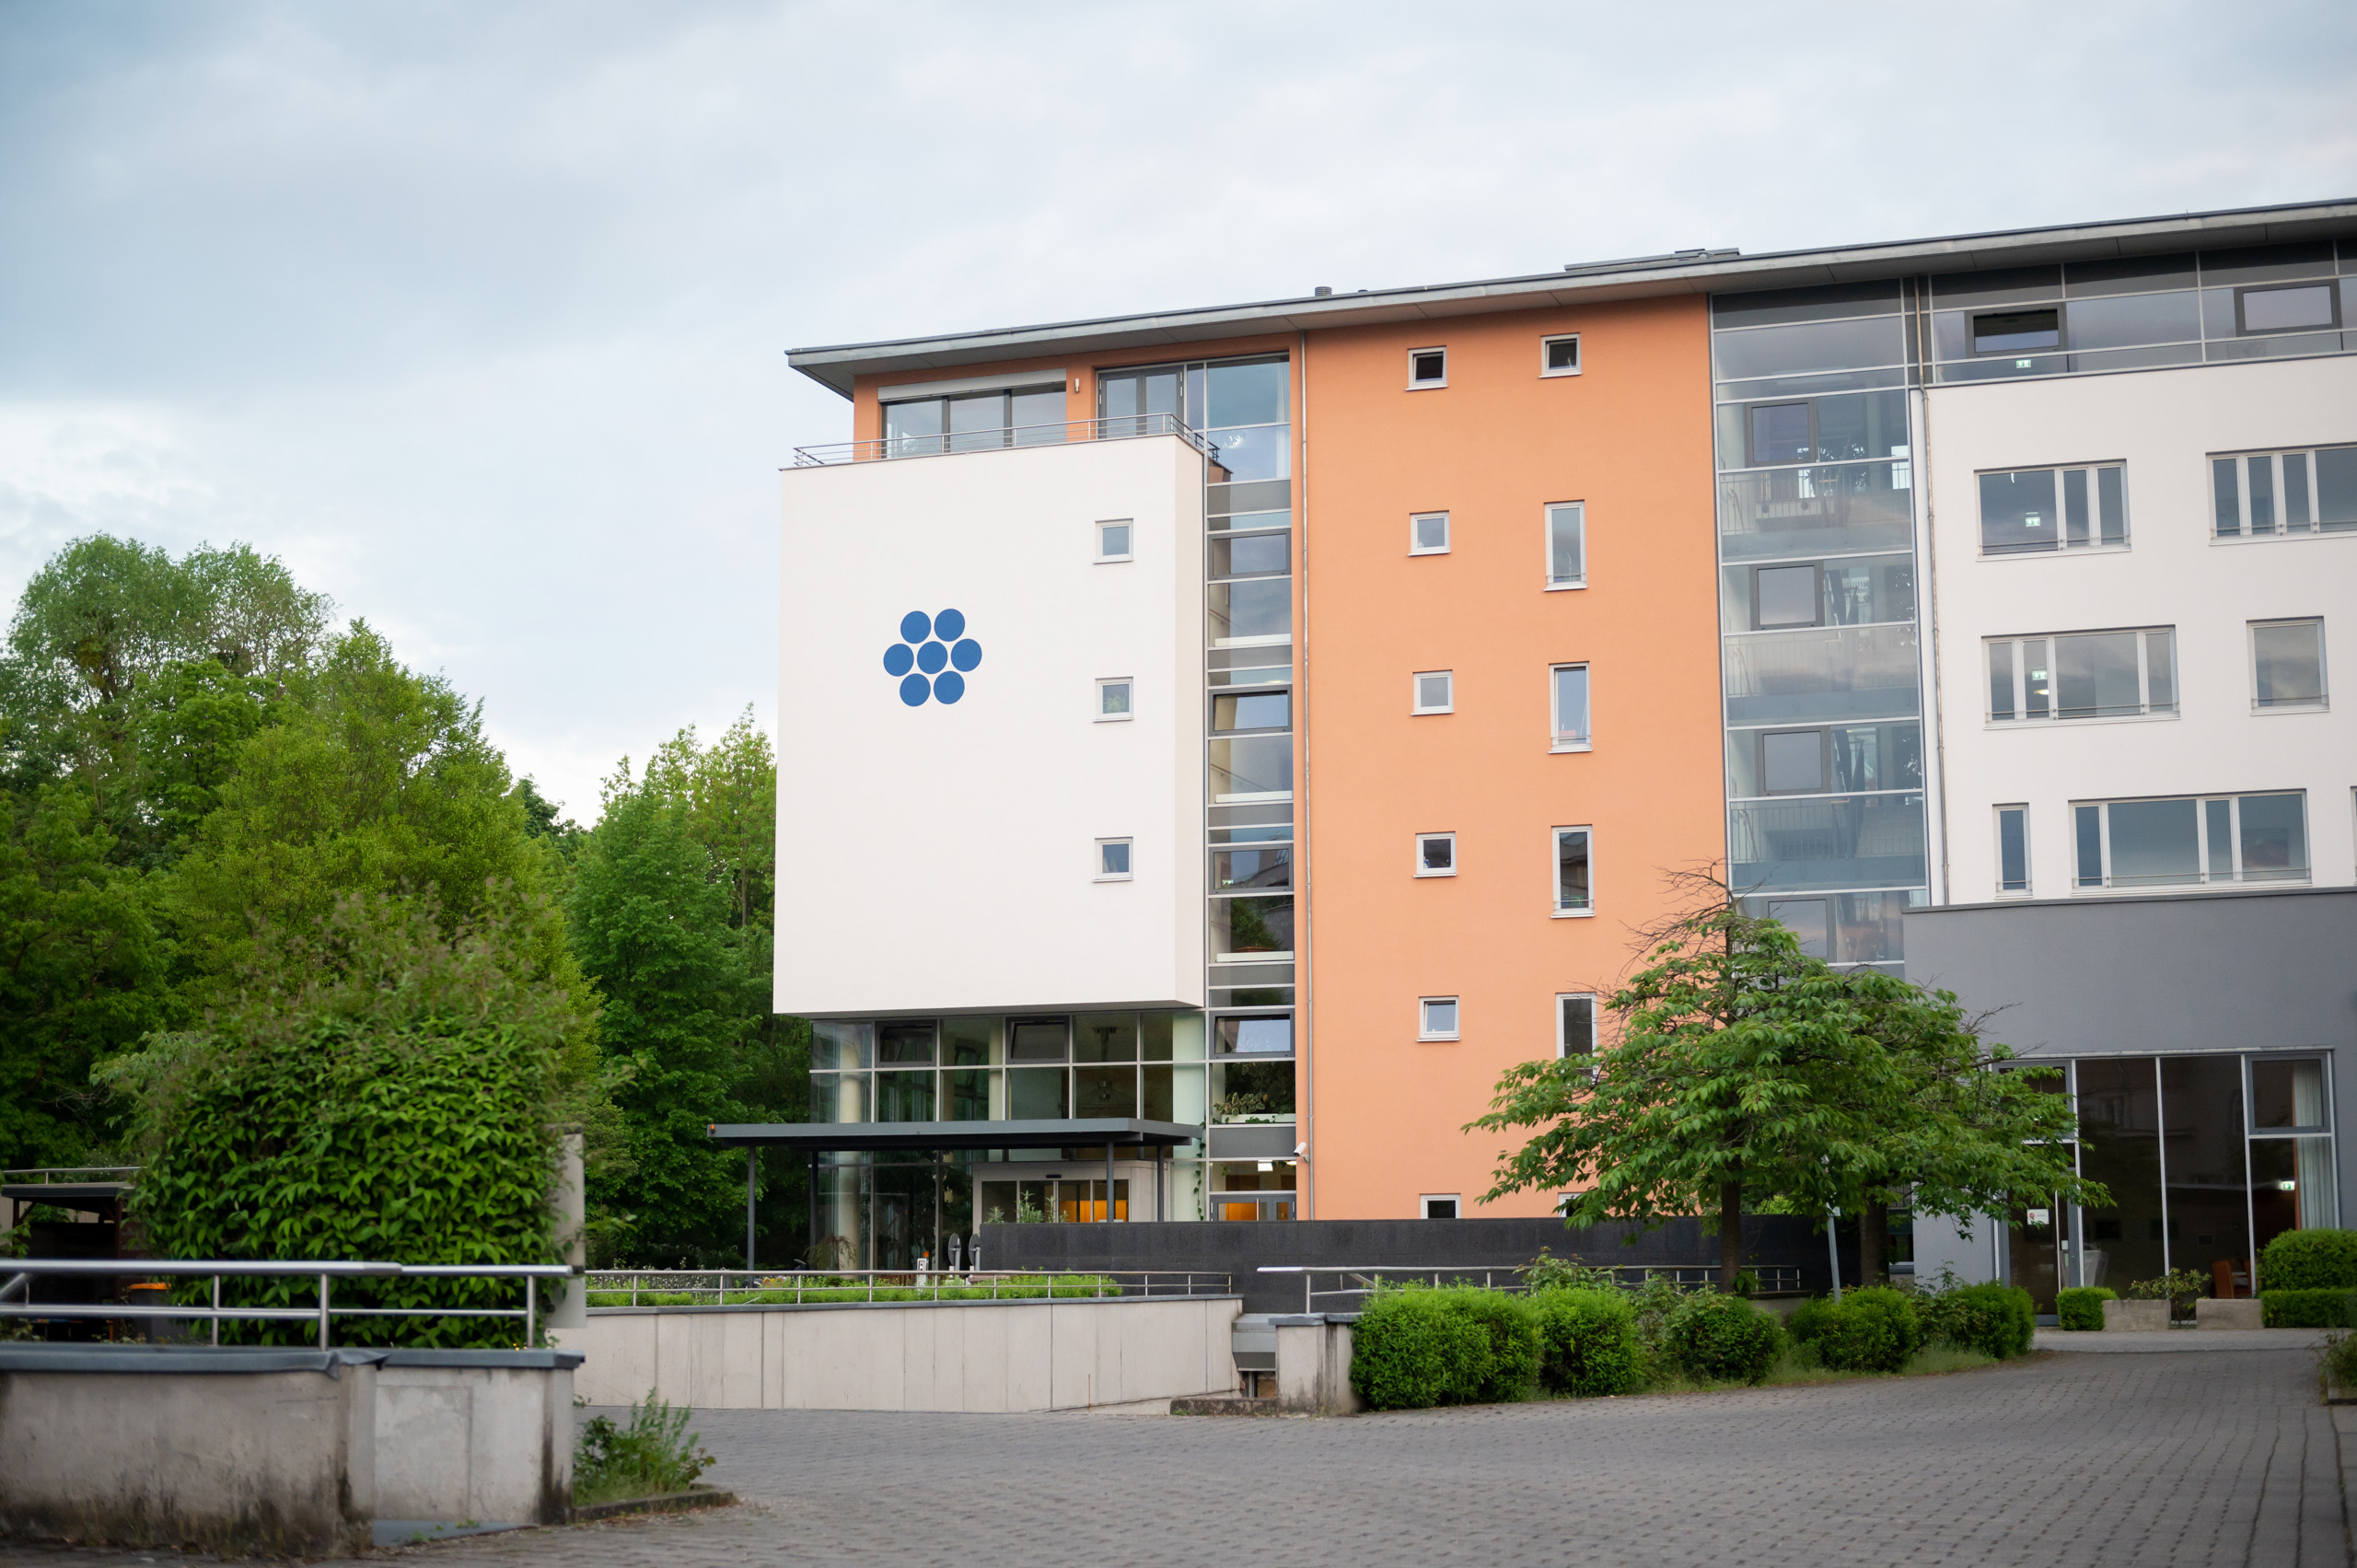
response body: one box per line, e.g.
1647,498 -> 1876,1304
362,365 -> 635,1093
1470,877 -> 2096,1291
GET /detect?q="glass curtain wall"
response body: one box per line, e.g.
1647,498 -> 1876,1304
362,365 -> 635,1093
1710,284 -> 1927,968
1100,354 -> 1297,1215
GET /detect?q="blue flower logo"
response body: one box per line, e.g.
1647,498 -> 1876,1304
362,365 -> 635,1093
882,609 -> 982,706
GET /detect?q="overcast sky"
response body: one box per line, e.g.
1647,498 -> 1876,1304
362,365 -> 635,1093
3,1 -> 2352,820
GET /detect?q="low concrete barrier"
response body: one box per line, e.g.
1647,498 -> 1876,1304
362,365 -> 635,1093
1271,1314 -> 1362,1415
554,1295 -> 1240,1411
0,1344 -> 579,1556
2194,1297 -> 2263,1330
2104,1299 -> 2170,1330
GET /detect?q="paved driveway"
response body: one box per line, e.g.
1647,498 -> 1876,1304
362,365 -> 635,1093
5,1345 -> 2345,1567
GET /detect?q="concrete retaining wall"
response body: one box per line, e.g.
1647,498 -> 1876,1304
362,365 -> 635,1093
554,1295 -> 1240,1411
373,1352 -> 575,1537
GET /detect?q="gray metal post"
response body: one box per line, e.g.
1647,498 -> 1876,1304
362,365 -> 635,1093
526,1276 -> 537,1344
210,1275 -> 220,1347
1825,1210 -> 1843,1303
318,1273 -> 331,1348
745,1146 -> 759,1272
1106,1143 -> 1116,1222
807,1150 -> 819,1267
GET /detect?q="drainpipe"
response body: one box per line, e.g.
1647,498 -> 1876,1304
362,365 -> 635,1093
1295,329 -> 1314,1220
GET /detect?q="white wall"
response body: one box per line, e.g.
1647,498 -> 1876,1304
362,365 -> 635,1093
777,436 -> 1207,1016
1924,356 -> 2357,903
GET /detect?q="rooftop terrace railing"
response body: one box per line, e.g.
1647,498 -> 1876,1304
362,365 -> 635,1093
586,1267 -> 1232,1307
791,413 -> 1218,468
1258,1262 -> 1805,1315
0,1258 -> 577,1347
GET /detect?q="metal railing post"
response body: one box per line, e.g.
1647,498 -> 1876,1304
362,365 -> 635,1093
526,1276 -> 537,1345
319,1273 -> 331,1348
211,1275 -> 221,1347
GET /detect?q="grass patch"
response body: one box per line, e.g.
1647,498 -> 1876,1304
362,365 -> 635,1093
1536,1339 -> 2003,1400
573,1394 -> 714,1508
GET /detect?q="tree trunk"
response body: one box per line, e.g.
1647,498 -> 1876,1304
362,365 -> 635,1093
1860,1196 -> 1887,1289
1719,1179 -> 1744,1292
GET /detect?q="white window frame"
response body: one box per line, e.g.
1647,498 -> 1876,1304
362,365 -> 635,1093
1540,334 -> 1582,377
1414,831 -> 1457,877
2071,791 -> 2311,892
1095,677 -> 1134,722
2210,445 -> 2351,540
1985,627 -> 2177,723
1975,462 -> 2131,557
1552,825 -> 1594,917
1412,670 -> 1455,714
1095,837 -> 1134,882
1550,662 -> 1591,751
1420,1194 -> 1462,1219
1410,511 -> 1452,556
1095,518 -> 1134,563
1556,993 -> 1598,1058
2249,617 -> 2328,712
1408,347 -> 1448,389
1545,502 -> 1585,590
1418,997 -> 1461,1040
1994,804 -> 2030,898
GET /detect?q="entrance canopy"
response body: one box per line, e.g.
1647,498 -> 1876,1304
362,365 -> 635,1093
704,1118 -> 1201,1153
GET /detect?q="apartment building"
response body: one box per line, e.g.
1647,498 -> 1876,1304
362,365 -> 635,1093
765,199 -> 2357,1283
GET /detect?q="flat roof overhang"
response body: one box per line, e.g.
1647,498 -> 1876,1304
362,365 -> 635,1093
706,1118 -> 1202,1153
785,197 -> 2357,397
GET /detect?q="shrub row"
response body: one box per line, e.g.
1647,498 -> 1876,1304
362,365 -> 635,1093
2053,1286 -> 2117,1332
2260,1229 -> 2357,1292
2260,1289 -> 2357,1328
1788,1283 -> 2035,1365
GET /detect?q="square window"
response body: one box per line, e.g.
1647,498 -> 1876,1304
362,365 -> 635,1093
1413,670 -> 1454,714
1546,503 -> 1585,588
1419,997 -> 1460,1040
1096,519 -> 1133,561
1541,335 -> 1581,377
2251,619 -> 2327,710
1410,512 -> 1451,555
1096,838 -> 1133,880
1748,402 -> 1812,466
1996,805 -> 2030,895
1971,308 -> 2059,354
1753,564 -> 1819,629
1554,827 -> 1592,915
1421,1194 -> 1460,1219
1097,678 -> 1133,721
1759,729 -> 1825,794
1557,993 -> 1597,1058
1416,832 -> 1457,877
1409,348 -> 1447,388
1550,664 -> 1590,749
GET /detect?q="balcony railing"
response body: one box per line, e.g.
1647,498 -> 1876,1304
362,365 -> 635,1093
792,413 -> 1218,467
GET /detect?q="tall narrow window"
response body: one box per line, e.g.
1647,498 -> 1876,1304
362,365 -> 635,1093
2251,619 -> 2328,710
1553,827 -> 1593,914
1550,664 -> 1591,750
1996,806 -> 2030,896
1557,993 -> 1597,1057
1546,503 -> 1585,588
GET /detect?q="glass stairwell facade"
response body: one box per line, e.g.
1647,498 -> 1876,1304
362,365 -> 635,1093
1711,282 -> 1929,970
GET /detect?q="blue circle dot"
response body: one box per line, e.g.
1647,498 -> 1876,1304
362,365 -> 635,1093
900,610 -> 932,644
950,638 -> 982,672
898,672 -> 931,706
934,608 -> 966,641
934,670 -> 965,704
916,640 -> 948,674
883,644 -> 914,677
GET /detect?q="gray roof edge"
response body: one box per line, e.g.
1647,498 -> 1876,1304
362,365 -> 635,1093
785,196 -> 2357,397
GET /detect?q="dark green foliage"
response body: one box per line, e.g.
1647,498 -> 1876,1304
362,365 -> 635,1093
100,896 -> 588,1346
2260,1289 -> 2357,1328
1532,1287 -> 1641,1396
2325,1330 -> 2357,1389
1805,1285 -> 1921,1372
1351,1287 -> 1493,1410
573,1393 -> 714,1505
1918,1282 -> 2035,1360
2054,1286 -> 2117,1331
1449,1286 -> 1543,1402
1787,1295 -> 1834,1346
1663,1291 -> 1781,1384
2260,1229 -> 2357,1291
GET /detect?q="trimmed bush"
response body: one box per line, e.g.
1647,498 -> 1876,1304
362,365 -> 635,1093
1786,1295 -> 1836,1346
1920,1283 -> 2035,1360
1351,1288 -> 1491,1410
1447,1287 -> 1543,1403
1532,1288 -> 1642,1398
1664,1292 -> 1782,1385
2260,1289 -> 2357,1329
2260,1230 -> 2357,1292
1810,1286 -> 1922,1373
2053,1286 -> 2117,1331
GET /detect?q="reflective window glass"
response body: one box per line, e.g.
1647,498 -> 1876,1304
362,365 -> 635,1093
2252,621 -> 2325,706
1207,359 -> 1288,426
1547,504 -> 1585,586
1767,897 -> 1829,957
1973,308 -> 2060,354
1749,403 -> 1812,465
2107,798 -> 2200,886
2053,633 -> 2141,719
1760,730 -> 1824,793
1008,1018 -> 1068,1063
1215,1016 -> 1294,1055
1213,691 -> 1291,732
1997,807 -> 2028,892
1980,469 -> 2059,552
2236,794 -> 2307,878
1213,847 -> 1291,891
1754,564 -> 1818,628
2065,292 -> 2200,350
2240,285 -> 2336,333
877,1021 -> 936,1065
2251,1058 -> 2330,1131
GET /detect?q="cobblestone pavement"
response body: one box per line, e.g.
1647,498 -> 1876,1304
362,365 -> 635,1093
4,1347 -> 2344,1567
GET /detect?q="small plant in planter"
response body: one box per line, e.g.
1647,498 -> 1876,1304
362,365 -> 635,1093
2125,1269 -> 2207,1321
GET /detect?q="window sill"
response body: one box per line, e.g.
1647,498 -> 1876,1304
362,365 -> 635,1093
1413,869 -> 1457,879
1985,711 -> 2179,728
1978,542 -> 2132,562
1213,950 -> 1295,963
1417,1034 -> 1461,1043
1550,739 -> 1592,753
2072,875 -> 2312,896
1094,555 -> 1134,565
1409,546 -> 1450,558
1544,580 -> 1587,592
1552,907 -> 1596,919
2253,701 -> 2330,714
1406,382 -> 1447,392
1213,790 -> 1293,805
1411,708 -> 1455,717
1214,633 -> 1293,650
2213,528 -> 2356,543
1094,876 -> 1132,884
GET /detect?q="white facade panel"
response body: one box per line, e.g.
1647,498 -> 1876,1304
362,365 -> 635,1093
776,436 -> 1208,1015
1924,356 -> 2357,903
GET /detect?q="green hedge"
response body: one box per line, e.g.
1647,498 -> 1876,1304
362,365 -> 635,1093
1920,1283 -> 2035,1360
2053,1286 -> 2117,1332
1352,1287 -> 1530,1410
2259,1230 -> 2357,1292
1532,1288 -> 1641,1397
2260,1289 -> 2357,1328
1806,1287 -> 1922,1372
1664,1292 -> 1782,1385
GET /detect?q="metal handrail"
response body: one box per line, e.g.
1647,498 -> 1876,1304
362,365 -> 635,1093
585,1267 -> 1232,1307
790,413 -> 1219,468
0,1259 -> 580,1347
1259,1262 -> 1806,1314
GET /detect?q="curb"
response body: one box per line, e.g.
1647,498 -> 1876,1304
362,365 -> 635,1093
570,1486 -> 737,1522
1170,1396 -> 1284,1416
